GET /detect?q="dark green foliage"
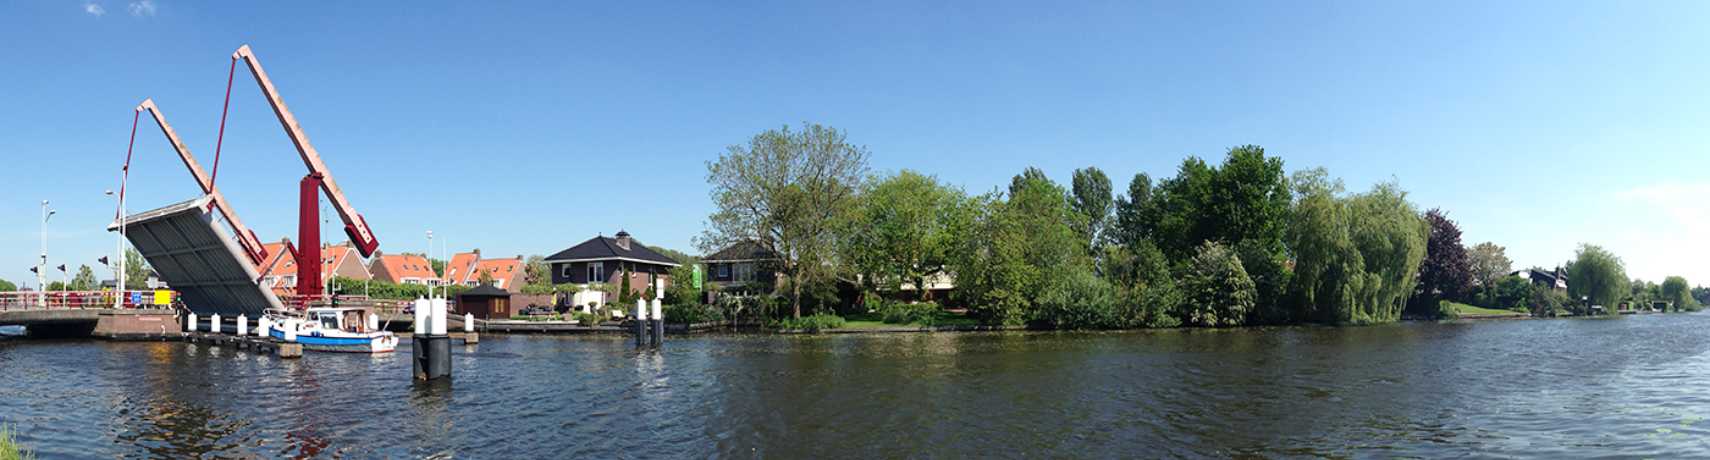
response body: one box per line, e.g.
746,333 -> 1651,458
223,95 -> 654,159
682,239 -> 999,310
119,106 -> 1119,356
331,276 -> 469,300
1070,166 -> 1113,250
1032,268 -> 1117,329
1408,209 -> 1475,319
1178,242 -> 1256,327
1111,172 -> 1152,247
663,302 -> 725,324
0,278 -> 14,292
950,171 -> 1089,325
876,300 -> 941,326
1234,239 -> 1292,324
1491,275 -> 1533,311
1128,146 -> 1290,262
1105,241 -> 1182,328
844,170 -> 967,301
664,264 -> 702,306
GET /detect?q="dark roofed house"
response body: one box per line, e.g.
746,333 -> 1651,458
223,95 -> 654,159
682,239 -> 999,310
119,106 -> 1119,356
1512,267 -> 1568,292
457,283 -> 514,320
703,240 -> 779,292
545,230 -> 680,301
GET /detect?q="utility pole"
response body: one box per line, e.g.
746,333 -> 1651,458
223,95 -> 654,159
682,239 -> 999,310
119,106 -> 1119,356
107,188 -> 127,308
426,230 -> 434,298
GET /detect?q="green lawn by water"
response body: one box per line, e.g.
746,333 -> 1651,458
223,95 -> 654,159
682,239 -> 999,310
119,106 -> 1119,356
1446,301 -> 1526,318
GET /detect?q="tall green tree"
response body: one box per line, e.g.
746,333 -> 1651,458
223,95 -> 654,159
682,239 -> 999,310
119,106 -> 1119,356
124,248 -> 149,288
844,170 -> 967,300
950,172 -> 1087,325
1467,242 -> 1512,294
1179,241 -> 1256,327
0,278 -> 15,292
1565,244 -> 1627,312
70,265 -> 96,291
1111,172 -> 1152,248
523,255 -> 549,286
1286,169 -> 1427,324
703,123 -> 869,318
1070,166 -> 1113,250
1662,276 -> 1693,311
1409,209 -> 1474,317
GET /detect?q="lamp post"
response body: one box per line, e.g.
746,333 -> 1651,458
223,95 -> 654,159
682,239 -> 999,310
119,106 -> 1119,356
38,200 -> 54,307
106,189 -> 127,308
426,230 -> 434,298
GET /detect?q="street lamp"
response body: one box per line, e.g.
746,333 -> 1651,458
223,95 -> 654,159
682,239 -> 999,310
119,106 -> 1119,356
39,200 -> 54,307
106,189 -> 128,308
426,230 -> 433,298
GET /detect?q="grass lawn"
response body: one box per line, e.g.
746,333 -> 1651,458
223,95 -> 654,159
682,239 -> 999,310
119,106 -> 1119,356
842,310 -> 981,329
1446,301 -> 1526,318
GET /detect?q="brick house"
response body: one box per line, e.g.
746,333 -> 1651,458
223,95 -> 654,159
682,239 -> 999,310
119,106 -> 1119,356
546,231 -> 679,304
703,240 -> 779,293
257,239 -> 371,297
439,249 -> 526,291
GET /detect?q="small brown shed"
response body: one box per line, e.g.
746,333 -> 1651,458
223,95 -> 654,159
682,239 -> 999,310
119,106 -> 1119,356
457,284 -> 514,319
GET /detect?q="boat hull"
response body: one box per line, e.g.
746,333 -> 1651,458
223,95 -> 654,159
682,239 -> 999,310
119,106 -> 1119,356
270,327 -> 398,353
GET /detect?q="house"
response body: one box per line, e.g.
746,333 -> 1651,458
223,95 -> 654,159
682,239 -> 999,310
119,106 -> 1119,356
703,240 -> 779,292
1512,267 -> 1568,292
437,249 -> 526,291
371,253 -> 441,286
545,230 -> 679,306
442,251 -> 480,287
257,239 -> 371,296
466,257 -> 525,291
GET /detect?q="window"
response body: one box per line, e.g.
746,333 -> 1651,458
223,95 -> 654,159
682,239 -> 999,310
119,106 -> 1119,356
735,263 -> 753,282
561,264 -> 573,279
717,264 -> 730,278
589,262 -> 605,283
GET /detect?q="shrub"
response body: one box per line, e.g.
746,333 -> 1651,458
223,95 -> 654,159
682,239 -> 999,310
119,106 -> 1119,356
1178,241 -> 1257,327
1032,269 -> 1117,329
775,313 -> 845,332
663,303 -> 725,324
1106,241 -> 1182,329
571,312 -> 603,326
878,300 -> 940,326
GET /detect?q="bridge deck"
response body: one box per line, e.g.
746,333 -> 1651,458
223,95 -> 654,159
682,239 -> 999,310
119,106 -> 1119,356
113,197 -> 283,318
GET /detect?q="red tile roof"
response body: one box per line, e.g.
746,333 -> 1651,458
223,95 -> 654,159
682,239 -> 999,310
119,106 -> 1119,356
375,254 -> 438,283
469,258 -> 523,289
444,251 -> 479,285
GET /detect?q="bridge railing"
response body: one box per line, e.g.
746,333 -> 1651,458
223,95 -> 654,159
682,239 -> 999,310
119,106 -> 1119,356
0,291 -> 170,311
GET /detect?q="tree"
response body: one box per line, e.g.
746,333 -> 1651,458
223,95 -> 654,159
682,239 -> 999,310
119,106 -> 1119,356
477,268 -> 496,286
1286,169 -> 1427,324
0,278 -> 14,292
124,248 -> 149,288
703,123 -> 869,319
1179,241 -> 1256,327
1104,241 -> 1181,328
523,255 -> 549,286
1070,166 -> 1113,250
1408,209 -> 1473,317
1492,275 -> 1533,311
1662,276 -> 1693,311
950,172 -> 1088,325
1467,242 -> 1511,293
1566,244 -> 1627,312
843,170 -> 966,300
70,265 -> 96,291
429,258 -> 446,278
1111,172 -> 1152,248
1132,146 -> 1291,262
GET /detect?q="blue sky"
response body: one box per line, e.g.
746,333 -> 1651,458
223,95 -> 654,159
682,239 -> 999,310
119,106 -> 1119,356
2,0 -> 1707,289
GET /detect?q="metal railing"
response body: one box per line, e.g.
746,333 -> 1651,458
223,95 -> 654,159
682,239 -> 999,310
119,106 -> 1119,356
0,291 -> 168,311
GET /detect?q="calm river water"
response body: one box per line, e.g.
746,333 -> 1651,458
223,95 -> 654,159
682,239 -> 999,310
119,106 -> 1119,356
3,314 -> 1710,458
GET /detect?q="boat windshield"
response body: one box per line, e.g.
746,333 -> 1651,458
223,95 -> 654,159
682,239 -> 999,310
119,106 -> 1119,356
315,311 -> 339,330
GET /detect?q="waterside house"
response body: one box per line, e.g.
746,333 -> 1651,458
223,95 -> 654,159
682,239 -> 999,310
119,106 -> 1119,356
370,253 -> 441,286
1512,267 -> 1568,292
442,249 -> 526,291
702,240 -> 779,294
257,239 -> 371,296
545,230 -> 679,309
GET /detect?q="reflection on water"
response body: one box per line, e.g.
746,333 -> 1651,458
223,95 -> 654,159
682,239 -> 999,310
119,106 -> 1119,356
2,315 -> 1710,458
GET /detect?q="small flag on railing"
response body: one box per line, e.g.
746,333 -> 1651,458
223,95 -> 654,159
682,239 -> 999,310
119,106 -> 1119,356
98,256 -> 109,266
57,264 -> 66,273
29,266 -> 37,274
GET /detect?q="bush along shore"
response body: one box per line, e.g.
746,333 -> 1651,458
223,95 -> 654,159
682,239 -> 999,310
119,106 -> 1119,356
656,124 -> 1709,334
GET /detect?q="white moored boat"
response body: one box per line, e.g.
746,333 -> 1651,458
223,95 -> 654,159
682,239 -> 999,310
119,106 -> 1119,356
268,307 -> 398,353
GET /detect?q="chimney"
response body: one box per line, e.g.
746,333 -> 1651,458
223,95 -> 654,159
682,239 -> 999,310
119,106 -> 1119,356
614,230 -> 632,251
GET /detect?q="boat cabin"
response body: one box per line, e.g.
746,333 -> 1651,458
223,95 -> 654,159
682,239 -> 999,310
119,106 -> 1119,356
308,307 -> 377,333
